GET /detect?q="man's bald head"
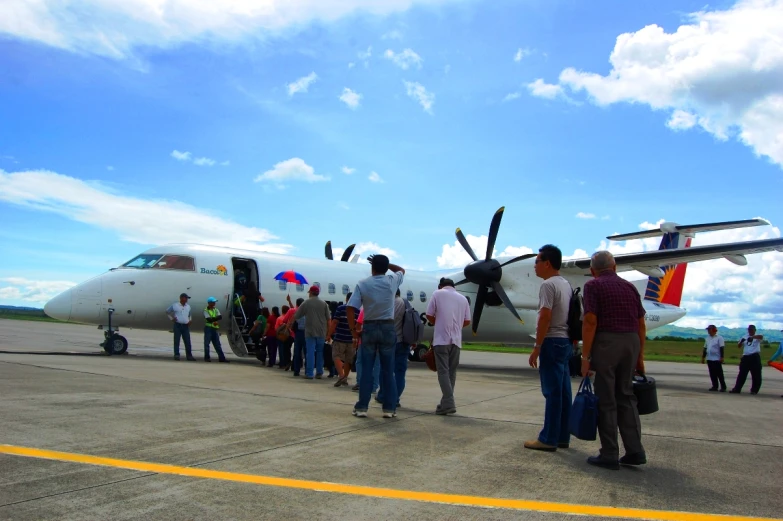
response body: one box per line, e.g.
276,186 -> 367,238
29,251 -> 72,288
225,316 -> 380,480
590,251 -> 616,273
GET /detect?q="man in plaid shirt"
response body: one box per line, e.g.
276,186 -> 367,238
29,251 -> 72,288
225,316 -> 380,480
580,250 -> 647,470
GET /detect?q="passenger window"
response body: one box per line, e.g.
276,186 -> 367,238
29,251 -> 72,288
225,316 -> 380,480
313,282 -> 321,289
420,291 -> 427,303
122,254 -> 163,269
151,255 -> 195,271
328,283 -> 336,294
407,290 -> 414,302
342,284 -> 350,295
278,281 -> 287,291
296,283 -> 304,292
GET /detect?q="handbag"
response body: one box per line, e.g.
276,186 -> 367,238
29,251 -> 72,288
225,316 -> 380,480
569,376 -> 599,441
275,322 -> 290,342
422,346 -> 437,372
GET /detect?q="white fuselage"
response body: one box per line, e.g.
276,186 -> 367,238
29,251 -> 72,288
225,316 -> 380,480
44,244 -> 686,352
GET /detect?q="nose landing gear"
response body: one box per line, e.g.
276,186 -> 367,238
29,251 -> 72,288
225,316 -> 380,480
101,308 -> 129,355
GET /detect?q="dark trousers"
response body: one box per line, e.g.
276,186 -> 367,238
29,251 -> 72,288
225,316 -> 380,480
266,336 -> 278,366
173,323 -> 192,358
293,331 -> 306,375
434,344 -> 461,410
279,336 -> 294,367
592,332 -> 644,460
707,360 -> 726,390
204,327 -> 226,361
733,353 -> 762,393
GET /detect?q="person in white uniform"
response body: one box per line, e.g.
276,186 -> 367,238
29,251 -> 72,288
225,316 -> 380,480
730,324 -> 763,394
701,325 -> 726,392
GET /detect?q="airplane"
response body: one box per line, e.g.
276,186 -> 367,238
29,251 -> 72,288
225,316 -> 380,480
43,208 -> 783,361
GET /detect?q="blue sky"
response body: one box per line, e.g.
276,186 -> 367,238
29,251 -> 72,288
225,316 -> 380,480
1,0 -> 781,328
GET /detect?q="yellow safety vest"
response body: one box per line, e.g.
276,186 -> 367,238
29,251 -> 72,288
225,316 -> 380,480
205,307 -> 220,329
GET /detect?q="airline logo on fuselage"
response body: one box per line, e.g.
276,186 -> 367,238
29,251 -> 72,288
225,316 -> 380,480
201,264 -> 228,276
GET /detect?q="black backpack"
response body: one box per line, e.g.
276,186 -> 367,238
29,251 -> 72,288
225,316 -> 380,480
567,287 -> 583,342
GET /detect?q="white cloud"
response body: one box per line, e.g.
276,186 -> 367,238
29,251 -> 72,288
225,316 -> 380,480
106,165 -> 114,171
193,157 -> 217,167
341,166 -> 355,175
357,46 -> 372,67
382,29 -> 403,40
514,48 -> 531,62
354,241 -> 398,260
171,150 -> 191,161
339,87 -> 362,109
503,92 -> 521,102
544,0 -> 783,168
576,212 -> 596,219
368,171 -> 383,183
437,237 -> 584,269
527,79 -> 564,100
254,158 -> 328,187
384,48 -> 423,70
0,2 -> 456,61
0,169 -> 292,253
404,81 -> 434,114
0,277 -> 77,306
287,72 -> 318,97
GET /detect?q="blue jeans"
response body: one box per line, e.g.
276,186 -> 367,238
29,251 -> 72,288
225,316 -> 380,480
293,331 -> 306,374
203,327 -> 226,360
377,342 -> 409,404
356,348 -> 380,392
305,336 -> 325,378
173,323 -> 192,357
538,338 -> 573,446
354,322 -> 396,413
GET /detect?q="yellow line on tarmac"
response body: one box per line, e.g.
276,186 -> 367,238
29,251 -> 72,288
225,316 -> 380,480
0,444 -> 776,521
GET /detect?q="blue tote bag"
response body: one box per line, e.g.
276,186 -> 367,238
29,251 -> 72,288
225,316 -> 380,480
570,376 -> 599,441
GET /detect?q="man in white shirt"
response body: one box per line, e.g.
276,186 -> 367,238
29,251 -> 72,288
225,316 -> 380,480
525,244 -> 574,452
730,324 -> 764,394
426,277 -> 471,415
701,325 -> 726,392
166,293 -> 195,361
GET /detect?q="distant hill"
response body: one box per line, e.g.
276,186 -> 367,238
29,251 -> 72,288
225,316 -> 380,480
652,324 -> 782,342
0,305 -> 44,312
0,305 -> 47,317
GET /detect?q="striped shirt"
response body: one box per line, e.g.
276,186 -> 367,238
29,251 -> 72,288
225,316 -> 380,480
332,304 -> 355,344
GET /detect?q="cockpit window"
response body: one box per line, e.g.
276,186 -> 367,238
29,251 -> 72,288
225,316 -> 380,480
122,254 -> 163,269
151,255 -> 195,271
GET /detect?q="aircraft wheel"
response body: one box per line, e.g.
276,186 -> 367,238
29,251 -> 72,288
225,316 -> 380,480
104,334 -> 128,355
415,344 -> 429,362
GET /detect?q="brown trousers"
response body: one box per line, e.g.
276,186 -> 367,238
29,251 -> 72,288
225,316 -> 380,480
592,332 -> 644,459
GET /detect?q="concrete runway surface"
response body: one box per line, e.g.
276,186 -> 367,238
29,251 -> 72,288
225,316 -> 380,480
1,320 -> 781,521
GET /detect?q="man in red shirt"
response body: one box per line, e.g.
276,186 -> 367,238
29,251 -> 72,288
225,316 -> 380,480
581,250 -> 647,470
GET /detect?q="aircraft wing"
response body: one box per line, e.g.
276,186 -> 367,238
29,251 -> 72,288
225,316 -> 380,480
561,237 -> 783,274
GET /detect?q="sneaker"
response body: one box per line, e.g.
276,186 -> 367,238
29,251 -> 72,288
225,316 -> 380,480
729,389 -> 741,394
383,411 -> 397,418
352,384 -> 359,392
435,407 -> 456,415
352,409 -> 367,418
341,379 -> 350,387
315,374 -> 323,380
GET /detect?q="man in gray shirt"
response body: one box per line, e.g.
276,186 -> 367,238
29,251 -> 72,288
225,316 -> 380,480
525,244 -> 574,452
294,285 -> 331,379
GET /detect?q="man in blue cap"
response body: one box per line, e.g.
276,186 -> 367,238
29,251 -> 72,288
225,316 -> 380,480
204,297 -> 229,363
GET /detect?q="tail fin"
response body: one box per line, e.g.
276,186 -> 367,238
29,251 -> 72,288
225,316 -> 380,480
644,232 -> 691,307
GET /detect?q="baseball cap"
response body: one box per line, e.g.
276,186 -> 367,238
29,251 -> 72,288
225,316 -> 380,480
180,293 -> 191,299
309,285 -> 320,295
207,297 -> 218,303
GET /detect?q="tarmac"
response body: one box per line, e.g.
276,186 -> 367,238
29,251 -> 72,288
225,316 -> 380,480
0,319 -> 781,521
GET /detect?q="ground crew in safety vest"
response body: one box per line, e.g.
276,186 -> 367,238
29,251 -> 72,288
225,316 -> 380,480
204,297 -> 229,363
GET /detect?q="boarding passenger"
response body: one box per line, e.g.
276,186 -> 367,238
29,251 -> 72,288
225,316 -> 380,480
278,295 -> 298,370
701,325 -> 726,392
166,293 -> 195,361
294,285 -> 331,379
290,298 -> 306,376
328,292 -> 356,387
426,277 -> 471,415
376,289 -> 408,407
581,251 -> 646,470
525,245 -> 573,452
203,297 -> 229,363
730,325 -> 764,394
347,255 -> 406,418
248,309 -> 268,364
264,307 -> 280,367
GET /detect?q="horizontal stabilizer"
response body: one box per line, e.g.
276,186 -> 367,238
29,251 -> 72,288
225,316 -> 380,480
607,218 -> 770,241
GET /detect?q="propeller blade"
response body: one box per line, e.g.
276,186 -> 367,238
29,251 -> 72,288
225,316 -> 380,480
498,253 -> 536,268
472,285 -> 488,334
325,241 -> 333,261
340,244 -> 356,262
485,206 -> 505,261
491,280 -> 523,323
454,279 -> 469,286
456,228 -> 479,262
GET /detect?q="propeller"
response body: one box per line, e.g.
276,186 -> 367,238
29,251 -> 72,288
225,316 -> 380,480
325,241 -> 356,262
454,207 -> 536,334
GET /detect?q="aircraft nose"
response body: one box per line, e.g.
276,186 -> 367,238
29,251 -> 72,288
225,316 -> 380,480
44,289 -> 72,321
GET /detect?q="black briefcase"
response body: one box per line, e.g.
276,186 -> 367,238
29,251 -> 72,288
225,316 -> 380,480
633,375 -> 659,415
